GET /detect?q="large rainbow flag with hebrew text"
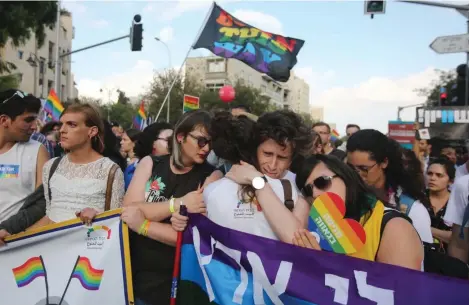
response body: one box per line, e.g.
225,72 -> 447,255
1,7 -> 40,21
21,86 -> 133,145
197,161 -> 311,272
193,3 -> 304,82
44,89 -> 64,121
177,214 -> 469,305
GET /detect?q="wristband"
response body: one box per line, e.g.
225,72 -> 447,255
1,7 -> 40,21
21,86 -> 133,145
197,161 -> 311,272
169,197 -> 176,213
138,220 -> 150,236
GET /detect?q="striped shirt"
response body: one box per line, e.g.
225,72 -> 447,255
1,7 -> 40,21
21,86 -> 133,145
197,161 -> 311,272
30,132 -> 54,158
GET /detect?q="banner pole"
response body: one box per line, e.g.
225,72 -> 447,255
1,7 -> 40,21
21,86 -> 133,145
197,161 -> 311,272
39,255 -> 50,305
59,256 -> 80,305
155,2 -> 216,121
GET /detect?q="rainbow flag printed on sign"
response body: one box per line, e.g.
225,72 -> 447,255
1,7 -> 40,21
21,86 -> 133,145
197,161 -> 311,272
44,89 -> 64,121
308,192 -> 366,254
71,256 -> 104,291
183,95 -> 200,113
133,101 -> 147,131
330,129 -> 340,142
12,256 -> 46,288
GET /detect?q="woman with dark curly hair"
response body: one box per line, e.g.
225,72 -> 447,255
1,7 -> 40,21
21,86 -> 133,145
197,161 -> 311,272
347,129 -> 432,244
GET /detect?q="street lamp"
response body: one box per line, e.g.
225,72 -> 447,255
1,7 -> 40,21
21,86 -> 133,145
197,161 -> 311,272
100,87 -> 116,122
154,37 -> 172,123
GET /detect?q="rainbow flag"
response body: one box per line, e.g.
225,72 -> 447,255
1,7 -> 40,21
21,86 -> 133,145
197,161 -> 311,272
133,101 -> 147,131
71,256 -> 104,290
330,128 -> 340,141
183,94 -> 200,113
44,89 -> 64,121
12,256 -> 46,287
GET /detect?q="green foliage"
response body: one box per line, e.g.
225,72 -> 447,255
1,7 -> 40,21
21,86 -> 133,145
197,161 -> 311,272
0,1 -> 58,73
75,95 -> 136,128
0,74 -> 20,91
415,69 -> 457,106
144,69 -> 275,124
116,89 -> 130,105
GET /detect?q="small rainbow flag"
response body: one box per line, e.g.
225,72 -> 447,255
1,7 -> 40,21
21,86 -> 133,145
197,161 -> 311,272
133,101 -> 147,131
183,94 -> 200,113
330,129 -> 340,142
12,256 -> 46,287
44,89 -> 64,121
71,256 -> 104,290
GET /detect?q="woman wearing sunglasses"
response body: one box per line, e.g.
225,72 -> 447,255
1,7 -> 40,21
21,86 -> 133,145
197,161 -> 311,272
121,110 -> 216,305
293,154 -> 424,270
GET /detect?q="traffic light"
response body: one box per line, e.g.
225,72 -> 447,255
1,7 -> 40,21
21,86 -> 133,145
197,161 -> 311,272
364,1 -> 386,15
454,64 -> 467,106
130,14 -> 143,51
439,87 -> 447,106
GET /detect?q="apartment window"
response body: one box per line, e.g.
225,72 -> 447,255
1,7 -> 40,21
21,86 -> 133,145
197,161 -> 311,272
47,80 -> 53,94
39,58 -> 46,74
207,60 -> 225,73
48,41 -> 54,69
17,50 -> 24,59
39,78 -> 43,86
205,83 -> 224,92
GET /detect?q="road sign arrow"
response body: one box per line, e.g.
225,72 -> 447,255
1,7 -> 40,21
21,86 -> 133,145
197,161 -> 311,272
430,34 -> 469,54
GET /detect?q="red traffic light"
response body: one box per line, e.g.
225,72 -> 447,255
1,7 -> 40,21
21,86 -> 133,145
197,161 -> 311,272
440,92 -> 447,99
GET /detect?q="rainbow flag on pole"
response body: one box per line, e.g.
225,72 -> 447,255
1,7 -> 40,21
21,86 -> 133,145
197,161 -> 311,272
12,256 -> 46,288
133,101 -> 147,131
331,128 -> 340,141
71,256 -> 104,291
44,89 -> 64,121
183,95 -> 200,113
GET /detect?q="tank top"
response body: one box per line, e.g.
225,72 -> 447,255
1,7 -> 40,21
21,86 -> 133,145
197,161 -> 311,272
0,141 -> 41,222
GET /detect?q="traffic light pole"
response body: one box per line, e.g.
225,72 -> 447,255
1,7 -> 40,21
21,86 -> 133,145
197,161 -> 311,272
60,35 -> 130,58
398,1 -> 469,105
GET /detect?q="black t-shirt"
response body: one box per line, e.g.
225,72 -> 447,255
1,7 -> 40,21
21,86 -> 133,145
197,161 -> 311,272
130,155 -> 214,305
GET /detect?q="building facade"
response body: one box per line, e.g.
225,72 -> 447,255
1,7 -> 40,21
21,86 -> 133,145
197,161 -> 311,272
310,106 -> 324,122
185,56 -> 310,114
0,12 -> 78,101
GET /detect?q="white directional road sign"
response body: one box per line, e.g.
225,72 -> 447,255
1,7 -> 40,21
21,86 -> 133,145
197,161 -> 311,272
430,34 -> 469,54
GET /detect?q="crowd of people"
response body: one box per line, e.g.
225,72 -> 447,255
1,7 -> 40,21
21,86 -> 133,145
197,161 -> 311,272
0,89 -> 468,305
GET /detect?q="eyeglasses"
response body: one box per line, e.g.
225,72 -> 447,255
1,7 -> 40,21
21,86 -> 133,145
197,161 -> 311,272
1,90 -> 26,105
188,133 -> 211,148
347,163 -> 377,175
301,175 -> 336,197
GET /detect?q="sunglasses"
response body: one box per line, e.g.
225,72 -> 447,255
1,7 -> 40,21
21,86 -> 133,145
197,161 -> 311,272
302,175 -> 336,197
188,133 -> 211,148
1,91 -> 26,105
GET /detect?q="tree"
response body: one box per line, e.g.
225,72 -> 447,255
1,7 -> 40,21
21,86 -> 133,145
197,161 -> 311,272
415,69 -> 457,106
0,2 -> 59,73
116,89 -> 130,105
0,74 -> 19,92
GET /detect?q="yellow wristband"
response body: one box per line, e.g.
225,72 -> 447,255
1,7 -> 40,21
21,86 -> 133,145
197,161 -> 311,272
169,198 -> 175,213
138,220 -> 149,236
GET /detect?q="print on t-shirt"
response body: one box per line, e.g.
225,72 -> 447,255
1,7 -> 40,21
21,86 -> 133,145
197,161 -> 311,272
0,164 -> 19,178
145,176 -> 168,203
234,196 -> 262,219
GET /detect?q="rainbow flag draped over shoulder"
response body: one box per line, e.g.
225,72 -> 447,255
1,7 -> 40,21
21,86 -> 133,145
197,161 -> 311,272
133,101 -> 147,131
178,214 -> 469,305
183,95 -> 200,113
44,89 -> 64,121
193,3 -> 304,82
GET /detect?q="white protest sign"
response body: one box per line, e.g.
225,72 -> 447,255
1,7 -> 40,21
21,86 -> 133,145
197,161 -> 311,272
0,210 -> 133,305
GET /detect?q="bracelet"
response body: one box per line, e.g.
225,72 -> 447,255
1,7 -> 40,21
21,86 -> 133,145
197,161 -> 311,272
169,197 -> 176,213
138,220 -> 150,236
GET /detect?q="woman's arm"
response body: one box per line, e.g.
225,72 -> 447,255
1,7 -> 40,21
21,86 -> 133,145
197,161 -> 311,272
377,217 -> 424,270
431,227 -> 452,244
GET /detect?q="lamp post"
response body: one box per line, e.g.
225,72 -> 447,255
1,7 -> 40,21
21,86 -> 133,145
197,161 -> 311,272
154,37 -> 172,123
100,87 -> 116,122
26,53 -> 46,98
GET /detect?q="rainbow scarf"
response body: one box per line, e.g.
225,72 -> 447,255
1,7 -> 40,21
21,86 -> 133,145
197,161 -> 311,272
133,101 -> 147,130
44,89 -> 64,121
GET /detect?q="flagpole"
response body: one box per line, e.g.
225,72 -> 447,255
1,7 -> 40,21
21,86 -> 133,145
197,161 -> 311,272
59,256 -> 80,305
39,256 -> 50,305
155,2 -> 216,121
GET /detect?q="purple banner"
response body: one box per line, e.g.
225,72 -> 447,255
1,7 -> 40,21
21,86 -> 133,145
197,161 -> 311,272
181,214 -> 469,305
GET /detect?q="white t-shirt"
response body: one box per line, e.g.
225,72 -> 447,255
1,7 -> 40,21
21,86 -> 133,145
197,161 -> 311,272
444,174 -> 469,227
205,176 -> 299,240
455,163 -> 469,180
389,190 -> 433,243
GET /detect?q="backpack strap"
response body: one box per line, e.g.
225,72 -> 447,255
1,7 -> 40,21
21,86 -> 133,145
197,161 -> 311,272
104,164 -> 119,211
398,193 -> 415,216
48,156 -> 63,202
280,179 -> 294,212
